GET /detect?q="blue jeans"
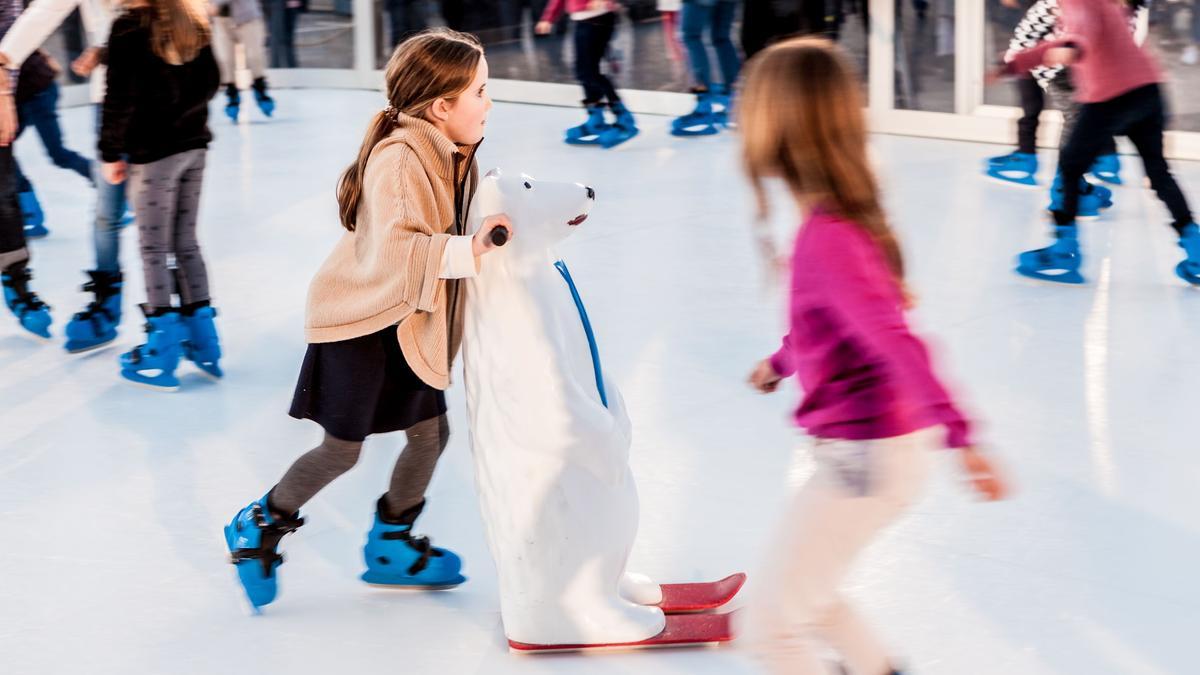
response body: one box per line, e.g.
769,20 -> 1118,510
14,83 -> 93,194
93,106 -> 129,273
681,0 -> 741,90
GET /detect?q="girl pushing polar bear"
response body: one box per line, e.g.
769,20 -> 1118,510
223,27 -> 739,652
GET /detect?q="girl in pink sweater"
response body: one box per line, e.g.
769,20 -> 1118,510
738,37 -> 1008,675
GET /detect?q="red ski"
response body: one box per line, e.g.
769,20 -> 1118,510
657,573 -> 746,614
508,611 -> 735,654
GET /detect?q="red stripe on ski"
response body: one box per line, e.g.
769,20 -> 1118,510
508,612 -> 734,654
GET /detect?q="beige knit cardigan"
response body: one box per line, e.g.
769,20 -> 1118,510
304,113 -> 480,390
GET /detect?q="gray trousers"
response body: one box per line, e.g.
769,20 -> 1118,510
128,149 -> 211,309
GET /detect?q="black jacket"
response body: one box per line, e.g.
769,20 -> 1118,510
99,8 -> 220,164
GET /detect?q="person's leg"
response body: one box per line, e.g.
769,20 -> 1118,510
1123,86 -> 1193,233
127,157 -> 182,310
212,16 -> 239,85
267,0 -> 288,67
0,145 -> 28,270
93,159 -> 128,274
284,7 -> 301,67
26,84 -> 92,182
591,12 -> 621,105
0,145 -> 51,336
573,17 -> 608,104
710,0 -> 742,88
745,432 -> 933,675
269,432 -> 365,516
1016,76 -> 1045,155
11,105 -> 33,196
12,156 -> 32,195
384,414 -> 450,516
170,151 -> 211,306
1053,103 -> 1113,226
681,1 -> 714,90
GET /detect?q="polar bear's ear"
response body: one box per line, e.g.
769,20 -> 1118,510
484,168 -> 503,179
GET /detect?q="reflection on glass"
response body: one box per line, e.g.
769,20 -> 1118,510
265,0 -> 354,69
366,2 -> 868,96
1146,0 -> 1200,131
895,0 -> 954,112
982,0 -> 1027,108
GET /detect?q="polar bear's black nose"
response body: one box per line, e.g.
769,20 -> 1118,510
585,186 -> 595,200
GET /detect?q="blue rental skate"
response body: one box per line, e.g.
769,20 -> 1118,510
1016,226 -> 1085,284
225,494 -> 305,611
64,270 -> 123,353
361,498 -> 466,589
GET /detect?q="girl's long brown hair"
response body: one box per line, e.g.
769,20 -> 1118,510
145,0 -> 211,65
739,37 -> 905,283
337,28 -> 484,232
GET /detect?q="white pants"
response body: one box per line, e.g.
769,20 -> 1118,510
211,17 -> 267,83
743,428 -> 935,675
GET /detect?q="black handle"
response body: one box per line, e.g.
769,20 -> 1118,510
491,226 -> 510,247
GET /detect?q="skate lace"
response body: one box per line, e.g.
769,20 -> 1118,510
15,293 -> 47,312
380,530 -> 443,576
229,504 -> 305,578
3,273 -> 47,311
77,280 -> 116,321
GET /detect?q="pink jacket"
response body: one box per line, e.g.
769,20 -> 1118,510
1007,0 -> 1160,103
539,0 -> 618,24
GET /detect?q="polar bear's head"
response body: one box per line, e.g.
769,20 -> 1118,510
469,169 -> 595,255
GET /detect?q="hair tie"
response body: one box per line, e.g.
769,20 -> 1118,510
382,105 -> 399,122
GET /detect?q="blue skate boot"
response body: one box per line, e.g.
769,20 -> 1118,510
252,77 -> 275,118
1089,153 -> 1122,185
119,306 -> 186,391
565,103 -> 611,146
599,101 -> 639,148
18,190 -> 47,238
1049,174 -> 1109,220
1175,223 -> 1200,285
180,302 -> 223,379
361,498 -> 466,589
64,270 -> 123,353
985,151 -> 1038,187
709,83 -> 735,129
2,266 -> 52,338
223,84 -> 240,123
1016,225 -> 1085,284
225,493 -> 305,612
671,89 -> 720,137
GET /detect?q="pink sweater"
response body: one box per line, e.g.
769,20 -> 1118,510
1008,0 -> 1160,103
769,210 -> 972,449
539,0 -> 617,24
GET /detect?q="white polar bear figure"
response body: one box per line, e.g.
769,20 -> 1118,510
462,169 -> 667,647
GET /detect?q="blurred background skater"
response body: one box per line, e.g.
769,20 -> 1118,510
210,0 -> 276,121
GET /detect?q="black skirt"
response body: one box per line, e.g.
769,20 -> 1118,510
289,325 -> 447,442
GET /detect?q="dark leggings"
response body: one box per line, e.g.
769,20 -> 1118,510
574,12 -> 620,106
0,145 -> 29,271
1015,73 -> 1117,157
269,415 -> 450,518
1055,84 -> 1192,233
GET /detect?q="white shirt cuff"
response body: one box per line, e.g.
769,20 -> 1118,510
438,235 -> 478,279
